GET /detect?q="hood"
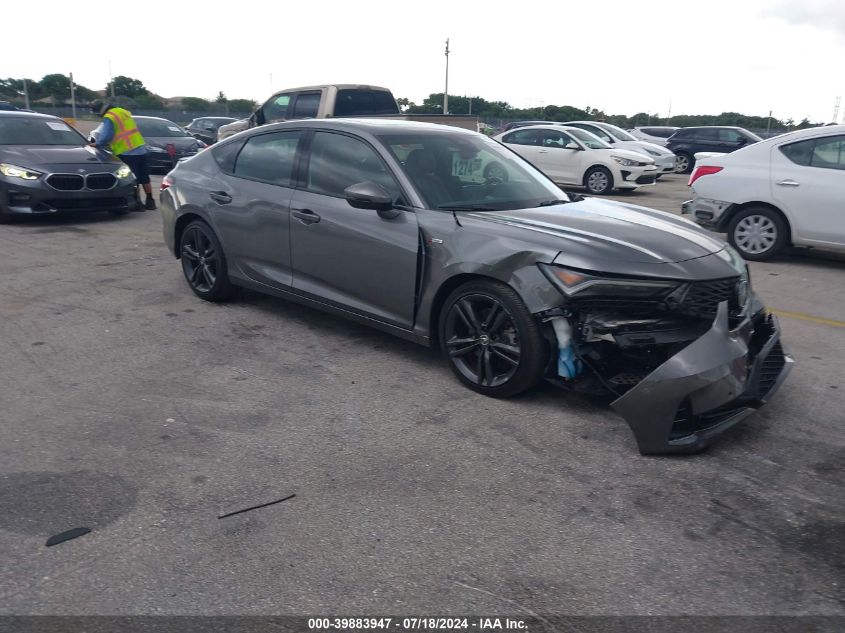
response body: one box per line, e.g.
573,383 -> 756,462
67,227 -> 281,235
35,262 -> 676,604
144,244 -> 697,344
463,198 -> 729,268
606,148 -> 655,164
617,140 -> 672,156
0,145 -> 122,169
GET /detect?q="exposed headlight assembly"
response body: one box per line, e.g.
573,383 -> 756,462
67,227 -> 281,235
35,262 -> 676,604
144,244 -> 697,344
540,264 -> 680,298
0,163 -> 42,180
115,165 -> 132,179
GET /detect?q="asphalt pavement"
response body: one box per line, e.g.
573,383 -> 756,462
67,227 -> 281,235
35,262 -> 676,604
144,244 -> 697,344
0,174 -> 843,616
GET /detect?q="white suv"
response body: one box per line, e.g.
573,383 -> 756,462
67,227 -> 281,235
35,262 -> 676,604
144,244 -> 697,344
563,121 -> 676,175
682,125 -> 845,260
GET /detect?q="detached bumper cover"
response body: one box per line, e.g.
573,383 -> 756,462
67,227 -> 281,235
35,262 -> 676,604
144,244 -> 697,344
611,302 -> 793,454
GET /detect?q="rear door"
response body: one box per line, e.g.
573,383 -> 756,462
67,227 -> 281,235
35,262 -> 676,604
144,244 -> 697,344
289,130 -> 420,329
501,129 -> 543,166
290,91 -> 321,119
772,134 -> 845,246
209,130 -> 304,289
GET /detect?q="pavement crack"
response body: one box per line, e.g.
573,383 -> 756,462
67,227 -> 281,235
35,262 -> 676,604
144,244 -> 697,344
218,493 -> 296,519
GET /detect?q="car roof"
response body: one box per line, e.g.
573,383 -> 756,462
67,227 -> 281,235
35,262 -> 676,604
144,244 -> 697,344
272,84 -> 393,93
681,125 -> 748,131
134,115 -> 180,124
758,124 -> 845,144
0,110 -> 63,120
256,118 -> 478,137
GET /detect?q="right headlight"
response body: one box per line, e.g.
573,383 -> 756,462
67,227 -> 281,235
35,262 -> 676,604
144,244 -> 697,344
0,163 -> 42,180
611,155 -> 647,167
540,264 -> 680,298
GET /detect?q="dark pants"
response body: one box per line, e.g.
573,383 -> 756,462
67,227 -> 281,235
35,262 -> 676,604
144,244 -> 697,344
119,153 -> 151,186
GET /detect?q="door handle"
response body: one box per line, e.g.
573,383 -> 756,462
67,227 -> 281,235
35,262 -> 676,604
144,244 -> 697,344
776,179 -> 800,187
292,208 -> 321,224
209,191 -> 232,204
538,149 -> 549,153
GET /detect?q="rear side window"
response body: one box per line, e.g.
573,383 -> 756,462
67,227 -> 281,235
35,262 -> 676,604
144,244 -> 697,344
502,129 -> 541,146
212,139 -> 243,173
292,92 -> 320,118
305,131 -> 400,200
696,129 -> 720,141
642,127 -> 675,138
334,90 -> 400,116
718,129 -> 744,142
779,135 -> 845,169
233,130 -> 302,186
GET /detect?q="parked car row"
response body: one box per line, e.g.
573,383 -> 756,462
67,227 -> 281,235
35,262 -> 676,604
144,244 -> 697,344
682,124 -> 845,260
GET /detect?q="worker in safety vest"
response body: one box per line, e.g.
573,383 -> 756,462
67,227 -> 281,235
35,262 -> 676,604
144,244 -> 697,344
89,101 -> 156,211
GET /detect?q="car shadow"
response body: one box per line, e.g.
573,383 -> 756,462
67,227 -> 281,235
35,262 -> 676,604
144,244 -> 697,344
0,211 -> 137,229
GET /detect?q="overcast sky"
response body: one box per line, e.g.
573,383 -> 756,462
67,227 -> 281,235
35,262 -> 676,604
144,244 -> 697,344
6,0 -> 844,121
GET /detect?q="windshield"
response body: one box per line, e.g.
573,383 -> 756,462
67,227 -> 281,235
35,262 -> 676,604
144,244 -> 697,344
379,132 -> 568,211
567,128 -> 611,150
603,124 -> 638,142
0,117 -> 85,145
136,118 -> 189,138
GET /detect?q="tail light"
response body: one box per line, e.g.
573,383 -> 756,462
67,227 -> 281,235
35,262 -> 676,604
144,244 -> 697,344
160,174 -> 174,191
688,165 -> 723,187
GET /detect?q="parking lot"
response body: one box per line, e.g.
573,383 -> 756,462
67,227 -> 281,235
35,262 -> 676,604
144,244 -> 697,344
1,172 -> 843,616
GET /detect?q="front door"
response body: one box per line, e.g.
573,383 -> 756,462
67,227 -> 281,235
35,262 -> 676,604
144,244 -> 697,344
210,129 -> 303,289
289,130 -> 420,329
537,129 -> 581,184
771,134 -> 845,246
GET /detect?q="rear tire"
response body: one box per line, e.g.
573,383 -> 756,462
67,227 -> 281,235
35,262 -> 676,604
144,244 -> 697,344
438,279 -> 547,398
584,166 -> 613,195
727,206 -> 789,261
179,220 -> 236,301
675,152 -> 694,174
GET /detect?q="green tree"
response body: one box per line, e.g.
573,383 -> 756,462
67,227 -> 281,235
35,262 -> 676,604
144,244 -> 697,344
227,98 -> 257,113
135,93 -> 164,108
107,75 -> 149,98
39,73 -> 72,103
181,97 -> 211,111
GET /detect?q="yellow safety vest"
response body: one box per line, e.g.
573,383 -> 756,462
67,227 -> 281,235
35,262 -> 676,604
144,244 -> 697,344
104,107 -> 145,155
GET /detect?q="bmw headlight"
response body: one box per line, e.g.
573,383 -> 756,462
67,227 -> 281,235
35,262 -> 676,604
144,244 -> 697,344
540,264 -> 680,298
612,156 -> 641,167
115,164 -> 132,179
0,163 -> 42,180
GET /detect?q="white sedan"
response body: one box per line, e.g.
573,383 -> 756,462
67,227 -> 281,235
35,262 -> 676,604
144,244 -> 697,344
495,125 -> 658,195
562,121 -> 677,175
682,125 -> 845,260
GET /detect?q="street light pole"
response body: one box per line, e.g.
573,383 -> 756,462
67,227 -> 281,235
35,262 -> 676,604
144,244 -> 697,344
443,38 -> 449,115
108,61 -> 116,99
22,78 -> 30,110
69,72 -> 77,120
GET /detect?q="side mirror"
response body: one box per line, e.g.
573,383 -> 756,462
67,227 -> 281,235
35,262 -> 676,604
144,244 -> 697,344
251,110 -> 263,127
344,181 -> 398,217
736,137 -> 748,146
564,142 -> 581,150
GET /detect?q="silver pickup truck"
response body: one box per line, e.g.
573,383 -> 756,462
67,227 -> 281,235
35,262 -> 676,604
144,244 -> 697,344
217,84 -> 478,140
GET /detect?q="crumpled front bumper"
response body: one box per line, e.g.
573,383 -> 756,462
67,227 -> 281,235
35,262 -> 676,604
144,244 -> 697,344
611,302 -> 793,455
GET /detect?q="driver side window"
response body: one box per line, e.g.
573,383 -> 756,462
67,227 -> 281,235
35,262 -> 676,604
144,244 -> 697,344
260,94 -> 292,124
541,130 -> 574,148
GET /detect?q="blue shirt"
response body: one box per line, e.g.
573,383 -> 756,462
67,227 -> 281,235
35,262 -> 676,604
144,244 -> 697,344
93,115 -> 147,156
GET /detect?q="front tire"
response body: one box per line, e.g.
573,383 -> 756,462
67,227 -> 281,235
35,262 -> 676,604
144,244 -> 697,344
179,220 -> 236,301
727,206 -> 789,261
438,279 -> 547,398
584,166 -> 613,195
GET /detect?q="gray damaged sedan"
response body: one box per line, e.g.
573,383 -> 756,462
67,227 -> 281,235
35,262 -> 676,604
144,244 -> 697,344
160,119 -> 793,454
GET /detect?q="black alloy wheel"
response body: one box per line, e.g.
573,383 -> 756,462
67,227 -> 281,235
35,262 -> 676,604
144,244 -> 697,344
179,220 -> 235,301
439,280 -> 546,397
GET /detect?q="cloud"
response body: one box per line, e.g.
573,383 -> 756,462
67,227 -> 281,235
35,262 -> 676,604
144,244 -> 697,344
767,0 -> 845,35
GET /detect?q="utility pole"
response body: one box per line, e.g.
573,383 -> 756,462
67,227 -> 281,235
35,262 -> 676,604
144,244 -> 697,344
443,38 -> 449,115
766,109 -> 772,135
69,72 -> 77,120
270,73 -> 273,92
833,96 -> 841,124
468,98 -> 472,115
666,98 -> 672,125
108,60 -> 116,99
22,78 -> 30,110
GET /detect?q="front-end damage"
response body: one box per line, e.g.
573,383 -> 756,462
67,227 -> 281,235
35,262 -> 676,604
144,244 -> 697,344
536,267 -> 794,455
